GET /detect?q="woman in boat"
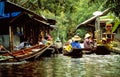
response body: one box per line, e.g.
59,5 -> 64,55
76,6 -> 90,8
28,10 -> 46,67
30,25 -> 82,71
63,36 -> 82,56
63,42 -> 72,54
15,38 -> 32,50
42,33 -> 53,45
83,33 -> 94,54
54,37 -> 63,53
71,35 -> 82,49
84,33 -> 94,49
41,34 -> 55,54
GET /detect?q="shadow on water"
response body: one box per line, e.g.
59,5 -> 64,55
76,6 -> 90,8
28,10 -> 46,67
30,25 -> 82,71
0,54 -> 120,77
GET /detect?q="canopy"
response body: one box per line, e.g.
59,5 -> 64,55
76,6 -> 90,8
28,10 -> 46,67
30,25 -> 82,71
0,1 -> 21,19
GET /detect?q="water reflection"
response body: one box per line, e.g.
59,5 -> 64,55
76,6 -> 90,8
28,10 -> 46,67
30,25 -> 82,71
0,54 -> 120,77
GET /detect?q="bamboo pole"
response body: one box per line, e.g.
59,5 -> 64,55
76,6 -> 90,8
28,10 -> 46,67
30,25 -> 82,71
9,26 -> 14,52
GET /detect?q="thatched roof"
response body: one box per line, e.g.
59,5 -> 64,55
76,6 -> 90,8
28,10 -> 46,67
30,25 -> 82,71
76,9 -> 110,29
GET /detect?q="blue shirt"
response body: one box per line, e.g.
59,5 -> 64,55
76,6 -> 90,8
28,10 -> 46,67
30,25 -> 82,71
71,41 -> 81,49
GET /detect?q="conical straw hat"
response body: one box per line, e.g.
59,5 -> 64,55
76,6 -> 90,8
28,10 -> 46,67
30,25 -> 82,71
85,33 -> 91,39
72,35 -> 81,41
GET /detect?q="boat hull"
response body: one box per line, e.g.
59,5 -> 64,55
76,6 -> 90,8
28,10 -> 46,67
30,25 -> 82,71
94,45 -> 111,55
63,48 -> 83,58
0,44 -> 52,62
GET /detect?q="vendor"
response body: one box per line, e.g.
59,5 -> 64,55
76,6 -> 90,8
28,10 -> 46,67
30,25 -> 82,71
84,33 -> 93,49
54,38 -> 63,52
102,24 -> 115,42
71,35 -> 81,49
63,42 -> 72,52
104,24 -> 112,33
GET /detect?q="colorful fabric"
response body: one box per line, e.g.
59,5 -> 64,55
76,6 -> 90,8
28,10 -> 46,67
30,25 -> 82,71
84,38 -> 93,48
71,41 -> 81,49
64,45 -> 72,52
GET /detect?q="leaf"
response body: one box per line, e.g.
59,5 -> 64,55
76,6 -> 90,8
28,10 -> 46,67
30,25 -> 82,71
112,18 -> 120,32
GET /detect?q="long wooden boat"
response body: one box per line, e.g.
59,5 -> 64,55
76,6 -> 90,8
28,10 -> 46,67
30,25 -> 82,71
0,50 -> 8,54
110,47 -> 120,54
94,40 -> 120,55
94,44 -> 111,55
62,44 -> 119,56
0,44 -> 52,62
62,48 -> 93,58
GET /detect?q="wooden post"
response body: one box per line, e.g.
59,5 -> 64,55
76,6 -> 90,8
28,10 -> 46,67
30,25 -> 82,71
9,26 -> 14,52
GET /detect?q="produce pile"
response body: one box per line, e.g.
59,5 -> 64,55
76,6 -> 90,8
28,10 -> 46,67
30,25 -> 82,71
0,55 -> 12,61
109,41 -> 119,47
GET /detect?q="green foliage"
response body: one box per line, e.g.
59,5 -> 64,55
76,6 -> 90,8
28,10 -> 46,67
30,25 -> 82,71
112,18 -> 120,32
89,0 -> 120,18
9,0 -> 106,41
100,13 -> 120,32
76,28 -> 88,40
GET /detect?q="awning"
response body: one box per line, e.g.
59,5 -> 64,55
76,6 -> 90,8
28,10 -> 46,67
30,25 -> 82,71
0,1 -> 21,19
76,9 -> 110,29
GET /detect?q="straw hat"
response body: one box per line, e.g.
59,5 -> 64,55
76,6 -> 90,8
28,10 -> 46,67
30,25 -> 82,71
68,39 -> 72,43
72,35 -> 81,41
102,38 -> 107,41
106,24 -> 112,27
85,33 -> 91,39
55,37 -> 61,42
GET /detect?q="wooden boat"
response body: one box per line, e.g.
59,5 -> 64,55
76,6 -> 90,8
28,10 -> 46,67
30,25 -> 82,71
94,44 -> 111,55
0,44 -> 52,62
63,48 -> 82,58
110,47 -> 120,54
0,55 -> 13,62
92,30 -> 120,55
62,48 -> 93,58
0,51 -> 8,54
94,33 -> 120,55
105,41 -> 120,54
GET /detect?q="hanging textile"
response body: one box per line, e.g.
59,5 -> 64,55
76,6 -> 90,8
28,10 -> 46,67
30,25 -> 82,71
0,1 -> 4,16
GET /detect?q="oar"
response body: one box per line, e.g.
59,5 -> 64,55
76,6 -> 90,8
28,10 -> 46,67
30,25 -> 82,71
3,48 -> 20,62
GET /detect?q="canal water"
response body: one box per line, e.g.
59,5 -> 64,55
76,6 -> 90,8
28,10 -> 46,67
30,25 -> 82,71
0,54 -> 120,77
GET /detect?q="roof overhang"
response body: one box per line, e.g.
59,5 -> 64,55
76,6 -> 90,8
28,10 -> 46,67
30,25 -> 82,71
0,1 -> 56,28
76,8 -> 110,29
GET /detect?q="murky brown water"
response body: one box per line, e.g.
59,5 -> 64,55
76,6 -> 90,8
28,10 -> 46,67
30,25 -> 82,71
0,54 -> 120,77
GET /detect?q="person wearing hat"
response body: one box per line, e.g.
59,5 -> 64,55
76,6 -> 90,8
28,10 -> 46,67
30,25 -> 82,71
54,37 -> 63,53
71,35 -> 81,49
101,38 -> 107,44
84,33 -> 93,49
63,42 -> 72,52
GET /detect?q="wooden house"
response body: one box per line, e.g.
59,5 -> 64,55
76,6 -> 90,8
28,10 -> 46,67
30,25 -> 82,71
76,9 -> 109,31
76,9 -> 120,42
0,0 -> 56,51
